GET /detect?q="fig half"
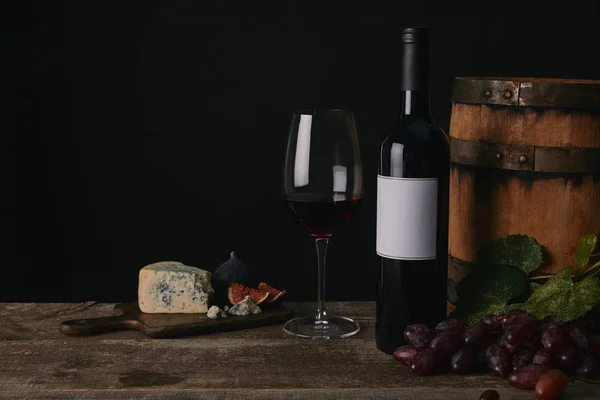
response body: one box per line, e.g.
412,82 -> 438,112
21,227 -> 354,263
257,282 -> 286,303
228,282 -> 269,305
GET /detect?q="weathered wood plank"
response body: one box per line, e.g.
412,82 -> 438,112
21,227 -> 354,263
0,302 -> 375,341
0,387 -> 552,400
1,339 -> 495,390
2,339 -> 600,399
2,303 -> 599,399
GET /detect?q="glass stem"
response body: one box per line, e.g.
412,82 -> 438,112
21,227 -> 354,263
314,237 -> 330,323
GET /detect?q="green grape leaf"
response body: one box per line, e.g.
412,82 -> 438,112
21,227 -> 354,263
576,234 -> 598,271
530,282 -> 542,293
451,265 -> 528,324
524,267 -> 600,322
504,303 -> 526,312
478,234 -> 543,276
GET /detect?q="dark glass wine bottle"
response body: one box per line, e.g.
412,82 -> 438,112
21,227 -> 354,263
375,27 -> 450,354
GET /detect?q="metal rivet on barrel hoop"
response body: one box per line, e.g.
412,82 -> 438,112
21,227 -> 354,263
503,89 -> 513,99
484,89 -> 492,98
518,155 -> 528,164
495,152 -> 503,159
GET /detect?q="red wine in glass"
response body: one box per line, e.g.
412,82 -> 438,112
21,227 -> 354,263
283,194 -> 362,238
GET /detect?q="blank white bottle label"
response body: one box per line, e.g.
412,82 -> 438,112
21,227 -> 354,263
376,175 -> 438,260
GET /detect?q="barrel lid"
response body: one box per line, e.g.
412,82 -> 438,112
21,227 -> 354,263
452,77 -> 600,109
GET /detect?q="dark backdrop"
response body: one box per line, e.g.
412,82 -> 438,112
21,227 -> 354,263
9,1 -> 600,302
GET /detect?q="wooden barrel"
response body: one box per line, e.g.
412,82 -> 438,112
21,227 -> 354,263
448,77 -> 600,279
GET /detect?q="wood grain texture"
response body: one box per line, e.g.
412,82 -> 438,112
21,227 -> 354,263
0,387 -> 567,400
449,168 -> 600,274
1,303 -> 599,400
0,387 -> 582,400
449,104 -> 600,147
449,80 -> 600,274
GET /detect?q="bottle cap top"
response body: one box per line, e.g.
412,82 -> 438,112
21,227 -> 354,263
402,27 -> 429,44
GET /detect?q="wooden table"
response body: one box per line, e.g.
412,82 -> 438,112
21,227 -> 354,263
1,302 -> 599,399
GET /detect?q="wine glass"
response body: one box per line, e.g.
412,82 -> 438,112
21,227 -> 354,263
282,109 -> 363,339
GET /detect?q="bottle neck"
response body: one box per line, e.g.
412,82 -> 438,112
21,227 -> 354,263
400,89 -> 430,117
400,32 -> 430,117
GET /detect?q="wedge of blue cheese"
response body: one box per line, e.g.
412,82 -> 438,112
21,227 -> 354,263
227,296 -> 262,316
138,261 -> 214,313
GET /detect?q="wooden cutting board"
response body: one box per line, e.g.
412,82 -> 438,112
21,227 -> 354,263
59,303 -> 294,338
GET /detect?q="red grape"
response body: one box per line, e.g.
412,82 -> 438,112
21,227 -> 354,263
465,321 -> 492,347
479,389 -> 500,400
480,314 -> 502,335
575,352 -> 598,379
535,369 -> 568,400
497,335 -> 521,354
505,314 -> 537,346
508,364 -> 550,390
541,316 -> 563,326
533,349 -> 553,368
435,318 -> 466,336
552,347 -> 578,370
404,324 -> 434,348
450,346 -> 477,374
525,331 -> 542,348
512,348 -> 534,371
589,334 -> 600,358
410,348 -> 436,376
486,344 -> 511,378
476,347 -> 488,365
564,323 -> 589,350
501,309 -> 529,327
541,323 -> 566,352
393,345 -> 418,366
430,333 -> 463,360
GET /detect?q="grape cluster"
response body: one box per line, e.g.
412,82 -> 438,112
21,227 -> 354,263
393,310 -> 600,398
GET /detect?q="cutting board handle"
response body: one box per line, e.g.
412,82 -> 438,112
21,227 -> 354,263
59,315 -> 140,336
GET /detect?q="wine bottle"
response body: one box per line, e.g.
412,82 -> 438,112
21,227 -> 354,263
375,27 -> 450,354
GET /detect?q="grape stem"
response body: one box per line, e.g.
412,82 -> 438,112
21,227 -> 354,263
529,261 -> 600,281
529,274 -> 574,280
587,261 -> 600,276
587,260 -> 600,270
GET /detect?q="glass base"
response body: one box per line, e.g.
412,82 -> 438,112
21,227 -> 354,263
283,315 -> 360,339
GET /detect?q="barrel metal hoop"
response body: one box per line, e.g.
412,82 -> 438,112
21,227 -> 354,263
452,78 -> 600,108
450,138 -> 600,173
453,79 -> 520,106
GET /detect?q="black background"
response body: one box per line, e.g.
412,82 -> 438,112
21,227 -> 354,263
8,1 -> 600,303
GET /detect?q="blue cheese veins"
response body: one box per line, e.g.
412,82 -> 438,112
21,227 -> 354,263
138,261 -> 214,313
227,296 -> 262,316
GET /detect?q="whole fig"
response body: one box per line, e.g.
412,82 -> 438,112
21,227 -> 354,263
212,252 -> 253,285
211,252 -> 254,303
